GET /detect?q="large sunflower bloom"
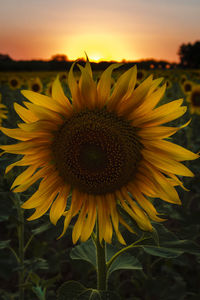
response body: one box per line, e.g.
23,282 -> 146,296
0,61 -> 198,245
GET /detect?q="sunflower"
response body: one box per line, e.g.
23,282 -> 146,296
28,77 -> 43,93
165,79 -> 172,90
137,69 -> 146,82
8,76 -> 22,90
186,85 -> 200,115
180,74 -> 188,85
0,61 -> 198,245
0,93 -> 7,125
59,72 -> 68,82
45,79 -> 54,97
181,80 -> 193,95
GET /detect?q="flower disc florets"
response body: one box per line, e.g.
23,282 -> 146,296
52,108 -> 143,195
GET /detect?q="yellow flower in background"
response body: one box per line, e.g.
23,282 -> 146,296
0,61 -> 198,245
8,76 -> 22,90
180,74 -> 188,85
165,79 -> 172,90
137,69 -> 147,82
45,79 -> 54,97
186,85 -> 200,115
28,77 -> 43,93
181,80 -> 193,95
59,72 -> 68,82
0,93 -> 7,125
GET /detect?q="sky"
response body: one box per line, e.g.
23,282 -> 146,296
0,0 -> 199,62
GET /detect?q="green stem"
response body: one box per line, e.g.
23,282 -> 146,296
14,194 -> 25,300
92,224 -> 107,291
24,234 -> 34,254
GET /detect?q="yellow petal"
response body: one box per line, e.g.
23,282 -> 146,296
132,99 -> 186,127
72,200 -> 87,244
143,149 -> 194,177
106,193 -> 126,245
141,161 -> 182,204
11,165 -> 38,189
133,83 -> 166,116
147,77 -> 164,95
144,139 -> 199,161
118,214 -> 135,233
138,126 -> 178,140
97,63 -> 122,108
52,75 -> 73,115
13,166 -> 53,193
107,65 -> 137,111
117,190 -> 152,231
117,74 -> 153,116
80,195 -> 97,242
128,184 -> 165,222
27,190 -> 58,221
23,101 -> 64,124
68,62 -> 83,110
14,102 -> 38,123
49,185 -> 70,225
21,90 -> 64,115
78,64 -> 97,109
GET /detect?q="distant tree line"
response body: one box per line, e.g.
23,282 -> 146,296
178,41 -> 200,68
0,41 -> 199,71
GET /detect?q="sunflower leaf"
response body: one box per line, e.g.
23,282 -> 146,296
107,246 -> 143,276
70,239 -> 97,269
141,245 -> 183,258
0,240 -> 11,249
57,280 -> 86,300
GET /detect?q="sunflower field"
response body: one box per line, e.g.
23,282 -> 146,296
1,65 -> 200,300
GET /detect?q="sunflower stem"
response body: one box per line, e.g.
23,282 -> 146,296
94,224 -> 108,291
14,194 -> 25,300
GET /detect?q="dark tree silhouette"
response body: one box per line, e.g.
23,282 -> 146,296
0,54 -> 12,61
51,54 -> 68,61
178,41 -> 200,68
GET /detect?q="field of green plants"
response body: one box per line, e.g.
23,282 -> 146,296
0,67 -> 200,300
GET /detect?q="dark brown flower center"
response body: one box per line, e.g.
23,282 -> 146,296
137,71 -> 144,80
32,83 -> 40,92
10,79 -> 18,87
191,91 -> 200,107
184,83 -> 192,92
52,108 -> 143,195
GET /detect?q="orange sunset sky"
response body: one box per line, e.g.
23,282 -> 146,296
0,0 -> 199,63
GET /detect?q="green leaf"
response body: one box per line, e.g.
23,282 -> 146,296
32,222 -> 51,235
0,240 -> 11,249
32,286 -> 46,300
162,239 -> 200,256
151,226 -> 160,246
70,239 -> 97,269
57,280 -> 86,300
106,244 -> 142,276
151,223 -> 179,244
142,245 -> 183,258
